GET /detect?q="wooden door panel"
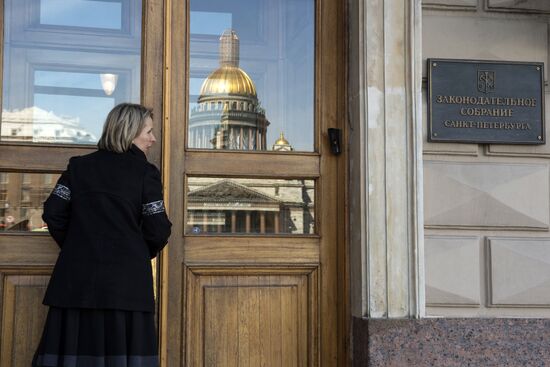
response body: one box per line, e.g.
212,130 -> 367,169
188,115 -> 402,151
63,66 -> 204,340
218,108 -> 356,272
186,268 -> 318,367
0,272 -> 50,367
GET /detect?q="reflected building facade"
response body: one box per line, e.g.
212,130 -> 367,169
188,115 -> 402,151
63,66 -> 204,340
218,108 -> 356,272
1,107 -> 96,144
187,177 -> 314,235
0,172 -> 56,231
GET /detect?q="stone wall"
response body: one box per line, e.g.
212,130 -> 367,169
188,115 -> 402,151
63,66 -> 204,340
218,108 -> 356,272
423,0 -> 550,317
352,317 -> 550,366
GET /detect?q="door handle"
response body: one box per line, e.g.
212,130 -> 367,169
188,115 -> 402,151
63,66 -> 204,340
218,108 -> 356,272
327,128 -> 342,155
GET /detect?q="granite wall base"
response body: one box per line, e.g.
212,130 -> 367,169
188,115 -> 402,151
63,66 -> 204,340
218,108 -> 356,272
352,316 -> 550,366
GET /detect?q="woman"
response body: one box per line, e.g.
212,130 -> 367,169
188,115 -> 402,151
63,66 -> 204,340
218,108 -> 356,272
33,103 -> 172,367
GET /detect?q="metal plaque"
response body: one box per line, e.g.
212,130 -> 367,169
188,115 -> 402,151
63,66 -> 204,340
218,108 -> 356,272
428,59 -> 545,144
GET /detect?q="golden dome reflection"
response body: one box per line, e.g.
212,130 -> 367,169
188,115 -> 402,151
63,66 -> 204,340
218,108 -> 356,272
199,66 -> 257,97
273,132 -> 293,151
274,132 -> 290,146
189,29 -> 269,150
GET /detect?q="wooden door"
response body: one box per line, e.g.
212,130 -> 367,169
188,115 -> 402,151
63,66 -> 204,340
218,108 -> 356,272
0,1 -> 164,365
161,0 -> 346,365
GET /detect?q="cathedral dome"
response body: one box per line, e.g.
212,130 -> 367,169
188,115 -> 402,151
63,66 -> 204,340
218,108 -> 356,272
198,29 -> 257,98
274,132 -> 290,146
189,29 -> 269,151
199,66 -> 257,97
272,132 -> 293,151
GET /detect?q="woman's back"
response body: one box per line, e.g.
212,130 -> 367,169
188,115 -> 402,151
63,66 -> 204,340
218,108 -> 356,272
42,145 -> 171,312
66,148 -> 147,241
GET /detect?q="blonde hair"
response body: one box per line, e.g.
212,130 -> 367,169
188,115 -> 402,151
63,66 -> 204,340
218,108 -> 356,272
97,103 -> 153,153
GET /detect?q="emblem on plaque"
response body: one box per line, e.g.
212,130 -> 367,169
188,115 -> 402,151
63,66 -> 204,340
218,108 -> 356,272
477,70 -> 495,94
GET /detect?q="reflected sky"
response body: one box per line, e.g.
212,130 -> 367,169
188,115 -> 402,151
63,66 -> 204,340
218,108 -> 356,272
40,0 -> 122,29
35,71 -> 103,89
33,70 -> 116,138
34,94 -> 115,138
191,11 -> 232,36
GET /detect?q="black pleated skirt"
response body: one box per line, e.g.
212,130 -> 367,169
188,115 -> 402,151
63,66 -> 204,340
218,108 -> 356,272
32,307 -> 159,367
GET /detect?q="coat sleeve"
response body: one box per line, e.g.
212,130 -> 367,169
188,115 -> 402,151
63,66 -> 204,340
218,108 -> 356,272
141,164 -> 172,258
42,159 -> 73,248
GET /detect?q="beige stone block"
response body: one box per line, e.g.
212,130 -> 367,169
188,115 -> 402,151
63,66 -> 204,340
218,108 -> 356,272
424,162 -> 549,229
487,0 -> 550,13
487,92 -> 550,157
423,0 -> 477,9
489,237 -> 550,305
423,16 -> 547,78
425,236 -> 480,305
422,86 -> 478,156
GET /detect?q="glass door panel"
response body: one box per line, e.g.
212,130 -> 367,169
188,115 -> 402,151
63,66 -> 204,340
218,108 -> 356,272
188,0 -> 315,152
186,176 -> 315,235
1,0 -> 142,145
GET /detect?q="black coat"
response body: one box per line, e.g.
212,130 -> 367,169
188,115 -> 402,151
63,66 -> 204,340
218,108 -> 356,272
42,145 -> 172,312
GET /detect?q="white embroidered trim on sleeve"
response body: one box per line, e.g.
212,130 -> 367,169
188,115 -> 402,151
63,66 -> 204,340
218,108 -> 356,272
143,200 -> 165,216
52,184 -> 71,201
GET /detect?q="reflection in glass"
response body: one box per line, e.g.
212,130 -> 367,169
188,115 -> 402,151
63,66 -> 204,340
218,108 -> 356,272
40,0 -> 123,29
189,0 -> 314,151
0,172 -> 60,232
186,177 -> 315,235
1,0 -> 142,144
190,30 -> 269,150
